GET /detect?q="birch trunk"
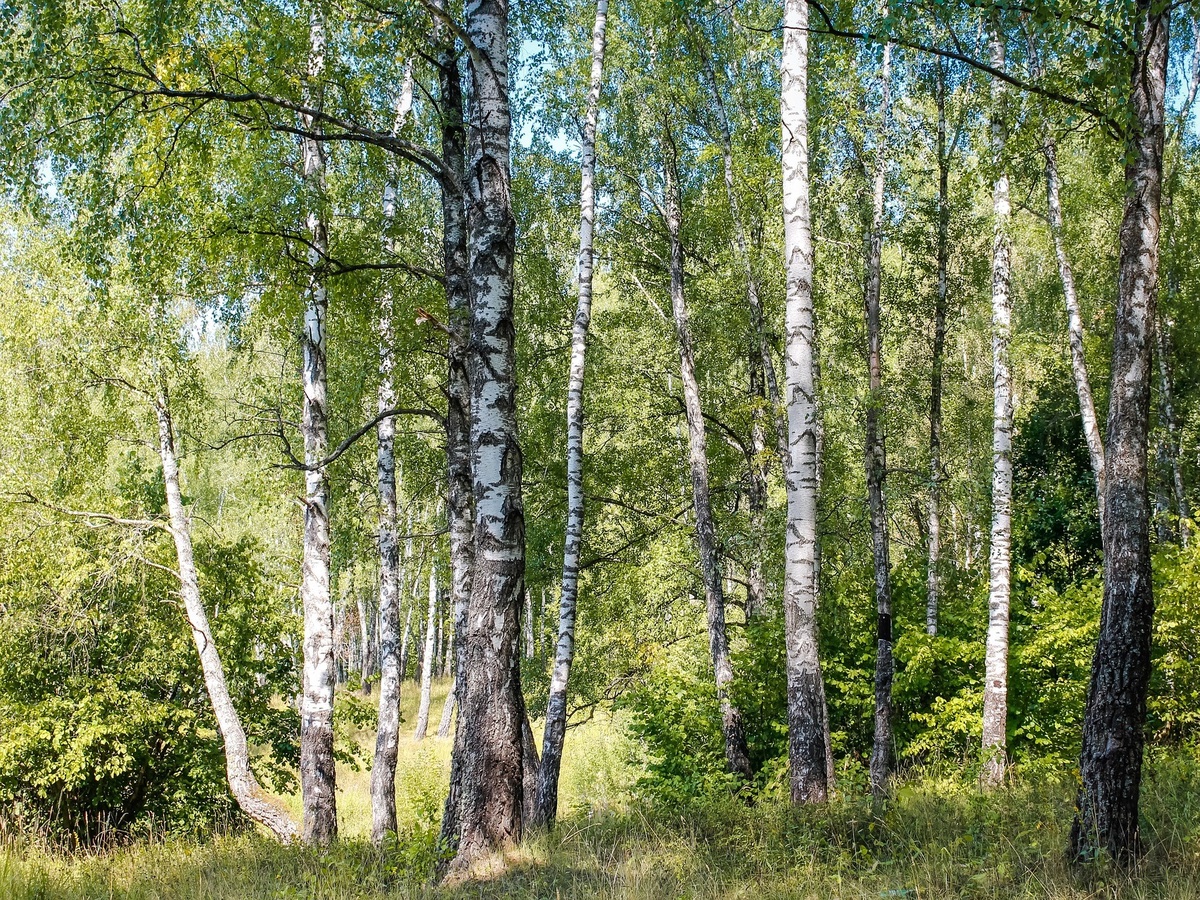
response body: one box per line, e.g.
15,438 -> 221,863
369,77 -> 414,839
533,0 -> 608,830
415,567 -> 439,740
1155,319 -> 1190,543
437,680 -> 457,738
927,61 -> 950,637
864,33 -> 894,801
663,130 -> 753,781
447,0 -> 529,867
523,590 -> 534,659
358,589 -> 374,696
155,398 -> 299,842
298,6 -> 337,844
1029,36 -> 1107,535
981,20 -> 1013,789
435,3 -> 476,851
781,0 -> 829,805
1071,4 -> 1168,860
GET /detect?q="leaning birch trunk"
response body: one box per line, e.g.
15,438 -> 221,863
663,129 -> 753,781
927,60 -> 950,637
447,0 -> 529,869
781,0 -> 829,805
533,0 -> 608,830
369,74 -> 414,843
1029,36 -> 1107,536
298,7 -> 337,844
1071,4 -> 1168,860
981,19 -> 1013,789
434,0 -> 476,856
414,566 -> 439,740
864,32 -> 894,801
155,397 -> 299,842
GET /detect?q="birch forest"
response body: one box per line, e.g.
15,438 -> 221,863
2,0 -> 1200,896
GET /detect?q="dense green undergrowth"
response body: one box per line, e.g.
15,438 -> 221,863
4,742 -> 1200,900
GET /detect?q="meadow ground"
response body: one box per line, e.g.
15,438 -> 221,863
4,679 -> 1200,899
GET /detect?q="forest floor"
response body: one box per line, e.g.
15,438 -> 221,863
4,679 -> 1200,899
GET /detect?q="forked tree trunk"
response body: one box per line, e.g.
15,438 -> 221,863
415,567 -> 439,740
298,6 -> 337,844
781,0 -> 829,805
663,128 -> 753,781
446,0 -> 529,869
155,397 -> 299,842
981,19 -> 1013,789
533,0 -> 608,830
864,32 -> 894,801
1070,3 -> 1168,863
927,60 -> 950,637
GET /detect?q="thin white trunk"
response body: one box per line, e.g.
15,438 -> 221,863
781,0 -> 828,805
523,589 -> 534,659
437,680 -> 457,738
155,398 -> 299,842
981,20 -> 1013,788
298,6 -> 336,843
532,0 -> 608,831
927,60 -> 950,637
415,566 -> 439,740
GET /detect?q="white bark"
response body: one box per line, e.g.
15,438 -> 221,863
437,680 -> 457,738
415,566 -> 438,740
298,5 -> 337,844
532,0 -> 609,831
981,20 -> 1013,788
781,0 -> 828,804
155,398 -> 299,842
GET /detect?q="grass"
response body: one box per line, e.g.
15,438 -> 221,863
3,681 -> 1200,899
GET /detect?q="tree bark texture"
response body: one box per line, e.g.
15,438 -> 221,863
446,0 -> 529,868
533,0 -> 608,830
298,6 -> 337,844
781,0 -> 829,805
864,33 -> 894,801
155,398 -> 299,842
981,20 -> 1013,788
663,129 -> 753,782
1070,3 -> 1167,863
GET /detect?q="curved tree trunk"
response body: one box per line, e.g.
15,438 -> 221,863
533,0 -> 608,830
864,33 -> 894,801
298,6 -> 337,844
663,127 -> 753,781
1070,3 -> 1168,863
981,19 -> 1013,789
155,397 -> 299,842
437,680 -> 457,738
781,0 -> 829,805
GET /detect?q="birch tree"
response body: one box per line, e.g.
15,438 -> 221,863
980,17 -> 1013,789
1071,0 -> 1169,863
297,5 -> 337,843
533,0 -> 609,829
414,566 -> 439,740
781,0 -> 829,804
662,124 -> 753,781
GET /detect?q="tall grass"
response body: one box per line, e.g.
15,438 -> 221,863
4,681 -> 1199,899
